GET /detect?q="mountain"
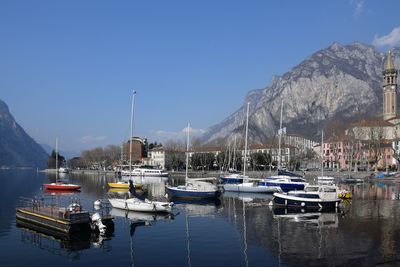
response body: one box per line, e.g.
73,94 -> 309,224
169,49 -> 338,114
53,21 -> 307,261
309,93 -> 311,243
203,42 -> 398,144
0,99 -> 48,168
41,143 -> 79,160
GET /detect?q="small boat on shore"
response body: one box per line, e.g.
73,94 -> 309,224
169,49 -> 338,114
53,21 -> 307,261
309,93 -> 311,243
272,184 -> 341,209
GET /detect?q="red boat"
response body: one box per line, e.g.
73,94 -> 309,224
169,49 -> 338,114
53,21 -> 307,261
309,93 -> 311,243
44,188 -> 81,195
43,182 -> 81,190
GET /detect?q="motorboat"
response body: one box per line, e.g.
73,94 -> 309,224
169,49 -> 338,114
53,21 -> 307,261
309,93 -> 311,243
121,167 -> 169,177
317,176 -> 335,185
223,181 -> 281,193
259,175 -> 308,192
219,173 -> 246,184
272,184 -> 341,209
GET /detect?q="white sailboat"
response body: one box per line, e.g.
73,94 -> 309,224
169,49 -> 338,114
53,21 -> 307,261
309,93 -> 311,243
108,91 -> 173,213
317,130 -> 335,185
165,123 -> 221,199
223,102 -> 281,193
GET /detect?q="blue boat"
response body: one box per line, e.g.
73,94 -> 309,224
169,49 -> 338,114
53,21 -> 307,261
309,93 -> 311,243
259,176 -> 308,192
272,184 -> 341,209
166,182 -> 221,199
219,173 -> 245,184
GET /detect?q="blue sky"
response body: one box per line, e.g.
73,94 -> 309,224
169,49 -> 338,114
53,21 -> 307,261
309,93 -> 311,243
1,0 -> 400,153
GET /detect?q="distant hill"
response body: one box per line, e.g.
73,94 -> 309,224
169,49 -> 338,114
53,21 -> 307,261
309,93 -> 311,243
0,99 -> 48,168
41,143 -> 79,160
203,42 -> 397,143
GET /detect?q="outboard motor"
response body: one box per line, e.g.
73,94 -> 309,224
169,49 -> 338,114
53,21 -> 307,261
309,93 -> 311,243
91,212 -> 107,235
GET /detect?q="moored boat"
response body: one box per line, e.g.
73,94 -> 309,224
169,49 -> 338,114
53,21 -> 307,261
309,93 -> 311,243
165,123 -> 221,199
223,181 -> 281,193
109,180 -> 173,213
259,176 -> 308,192
272,184 -> 341,209
121,167 -> 169,177
317,176 -> 335,185
43,182 -> 81,190
107,181 -> 143,189
43,138 -> 81,191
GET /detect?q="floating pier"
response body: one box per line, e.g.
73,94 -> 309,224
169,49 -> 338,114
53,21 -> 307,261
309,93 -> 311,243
16,197 -> 114,235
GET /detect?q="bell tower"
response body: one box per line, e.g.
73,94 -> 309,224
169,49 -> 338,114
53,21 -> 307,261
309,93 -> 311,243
383,50 -> 397,120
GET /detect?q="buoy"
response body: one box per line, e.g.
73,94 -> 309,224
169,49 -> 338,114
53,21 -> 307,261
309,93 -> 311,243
301,202 -> 305,207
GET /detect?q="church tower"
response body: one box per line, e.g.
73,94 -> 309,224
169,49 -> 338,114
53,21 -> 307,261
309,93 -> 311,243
383,50 -> 397,120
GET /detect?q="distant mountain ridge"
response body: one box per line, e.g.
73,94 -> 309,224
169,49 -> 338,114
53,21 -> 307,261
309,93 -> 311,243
0,99 -> 48,168
203,42 -> 398,143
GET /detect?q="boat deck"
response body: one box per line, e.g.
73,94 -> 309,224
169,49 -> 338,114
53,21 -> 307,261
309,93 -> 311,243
16,198 -> 114,234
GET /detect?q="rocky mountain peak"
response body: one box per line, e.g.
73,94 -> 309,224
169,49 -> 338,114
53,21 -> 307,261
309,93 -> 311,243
203,43 -> 398,144
0,99 -> 48,167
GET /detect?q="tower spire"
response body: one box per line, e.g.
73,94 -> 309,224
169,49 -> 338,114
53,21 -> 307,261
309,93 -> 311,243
385,50 -> 395,71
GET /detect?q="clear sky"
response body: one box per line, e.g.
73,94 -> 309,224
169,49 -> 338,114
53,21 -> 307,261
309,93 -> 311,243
1,0 -> 400,153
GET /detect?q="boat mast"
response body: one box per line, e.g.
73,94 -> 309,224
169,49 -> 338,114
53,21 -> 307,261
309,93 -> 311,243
55,137 -> 58,183
321,130 -> 324,178
278,100 -> 283,171
129,90 -> 137,181
233,135 -> 237,171
243,102 -> 249,176
185,123 -> 190,182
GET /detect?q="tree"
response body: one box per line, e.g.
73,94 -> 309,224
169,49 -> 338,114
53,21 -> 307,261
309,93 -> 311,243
47,150 -> 65,169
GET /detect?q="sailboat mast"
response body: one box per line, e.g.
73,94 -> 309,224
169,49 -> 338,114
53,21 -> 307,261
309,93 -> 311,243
185,123 -> 190,181
55,137 -> 58,183
278,100 -> 283,170
233,135 -> 237,171
129,90 -> 136,180
321,130 -> 324,178
243,102 -> 250,176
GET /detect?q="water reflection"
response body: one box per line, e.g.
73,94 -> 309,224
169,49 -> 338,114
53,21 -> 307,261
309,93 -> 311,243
4,171 -> 400,266
17,220 -> 112,261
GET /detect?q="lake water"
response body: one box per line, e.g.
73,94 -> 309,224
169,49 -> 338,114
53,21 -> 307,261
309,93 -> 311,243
1,170 -> 400,266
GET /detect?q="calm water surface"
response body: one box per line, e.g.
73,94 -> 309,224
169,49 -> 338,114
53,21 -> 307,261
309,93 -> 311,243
1,170 -> 400,266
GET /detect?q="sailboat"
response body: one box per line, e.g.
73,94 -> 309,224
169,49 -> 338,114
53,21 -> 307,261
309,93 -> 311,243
108,91 -> 173,213
43,138 -> 81,191
223,103 -> 281,193
108,92 -> 142,189
258,101 -> 308,192
219,135 -> 248,184
317,130 -> 335,185
165,123 -> 221,199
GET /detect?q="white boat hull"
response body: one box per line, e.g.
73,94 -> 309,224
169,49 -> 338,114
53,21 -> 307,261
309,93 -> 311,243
223,182 -> 281,193
108,198 -> 173,213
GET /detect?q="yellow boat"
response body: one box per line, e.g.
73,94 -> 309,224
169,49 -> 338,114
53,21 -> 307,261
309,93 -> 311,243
108,188 -> 129,193
107,182 -> 143,189
338,190 -> 352,199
